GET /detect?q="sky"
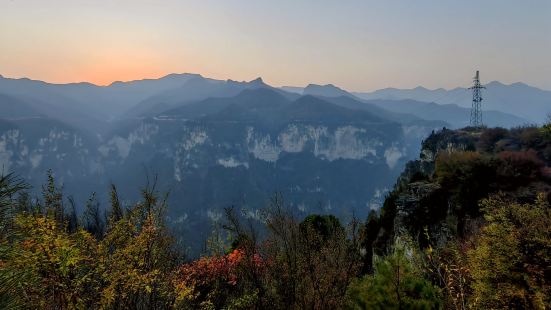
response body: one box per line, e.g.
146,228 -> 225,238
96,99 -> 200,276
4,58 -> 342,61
1,0 -> 550,91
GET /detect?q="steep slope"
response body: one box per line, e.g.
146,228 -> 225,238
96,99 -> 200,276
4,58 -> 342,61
369,126 -> 551,255
0,118 -> 101,199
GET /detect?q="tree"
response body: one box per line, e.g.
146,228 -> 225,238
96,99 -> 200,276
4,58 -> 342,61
2,213 -> 100,309
359,210 -> 381,275
81,192 -> 105,240
42,169 -> 64,224
299,214 -> 344,242
425,238 -> 472,310
434,151 -> 500,233
542,113 -> 551,140
0,172 -> 27,237
346,240 -> 442,310
477,127 -> 508,152
263,196 -> 363,309
108,184 -> 124,228
0,172 -> 29,309
468,193 -> 551,309
97,184 -> 178,309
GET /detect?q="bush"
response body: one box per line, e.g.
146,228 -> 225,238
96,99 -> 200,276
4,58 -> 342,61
468,194 -> 551,309
346,241 -> 442,310
477,127 -> 508,152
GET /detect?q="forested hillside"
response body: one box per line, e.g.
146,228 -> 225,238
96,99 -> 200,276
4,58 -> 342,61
1,123 -> 550,309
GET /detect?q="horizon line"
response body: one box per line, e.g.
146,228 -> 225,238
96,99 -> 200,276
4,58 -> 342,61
0,72 -> 547,93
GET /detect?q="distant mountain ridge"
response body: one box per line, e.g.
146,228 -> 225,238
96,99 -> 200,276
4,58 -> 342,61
352,81 -> 551,124
278,84 -> 531,128
363,99 -> 528,128
127,76 -> 298,118
2,73 -> 547,125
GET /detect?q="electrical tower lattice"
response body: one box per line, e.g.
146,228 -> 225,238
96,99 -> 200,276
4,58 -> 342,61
469,70 -> 485,128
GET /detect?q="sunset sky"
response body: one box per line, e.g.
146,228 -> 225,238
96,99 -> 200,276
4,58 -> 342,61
1,0 -> 550,91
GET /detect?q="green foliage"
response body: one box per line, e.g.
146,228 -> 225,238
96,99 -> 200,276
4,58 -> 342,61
359,210 -> 380,274
263,204 -> 363,309
346,241 -> 442,310
0,172 -> 28,235
108,183 -> 123,227
97,185 -> 178,309
81,192 -> 104,240
0,172 -> 29,309
542,123 -> 551,140
468,193 -> 551,309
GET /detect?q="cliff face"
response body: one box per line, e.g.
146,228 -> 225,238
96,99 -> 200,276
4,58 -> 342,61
389,129 -> 475,247
1,88 -> 448,255
97,118 -> 415,220
0,111 -> 440,252
0,120 -> 101,182
376,126 -> 551,253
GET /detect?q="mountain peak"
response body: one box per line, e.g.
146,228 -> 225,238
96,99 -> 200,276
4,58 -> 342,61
305,83 -> 336,88
303,83 -> 352,98
107,73 -> 203,87
249,77 -> 265,85
161,73 -> 203,81
486,80 -> 505,87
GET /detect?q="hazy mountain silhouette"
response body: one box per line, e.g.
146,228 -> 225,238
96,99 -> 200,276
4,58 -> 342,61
127,76 -> 297,118
353,81 -> 551,124
364,99 -> 529,128
0,73 -> 201,121
2,73 -> 545,128
302,84 -> 356,98
278,83 -> 527,128
280,86 -> 304,94
0,93 -> 44,119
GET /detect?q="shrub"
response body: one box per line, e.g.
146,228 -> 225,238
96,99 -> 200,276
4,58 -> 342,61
346,241 -> 442,310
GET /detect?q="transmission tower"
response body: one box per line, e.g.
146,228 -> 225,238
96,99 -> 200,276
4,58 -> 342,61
469,70 -> 485,128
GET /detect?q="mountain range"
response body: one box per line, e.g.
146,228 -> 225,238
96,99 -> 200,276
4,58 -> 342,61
352,81 -> 551,124
1,73 -> 549,252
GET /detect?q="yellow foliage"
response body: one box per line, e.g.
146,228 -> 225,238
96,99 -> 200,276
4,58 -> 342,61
468,194 -> 551,309
1,214 -> 100,309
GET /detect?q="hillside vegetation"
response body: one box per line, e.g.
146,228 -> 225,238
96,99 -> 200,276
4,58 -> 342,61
1,124 -> 550,309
